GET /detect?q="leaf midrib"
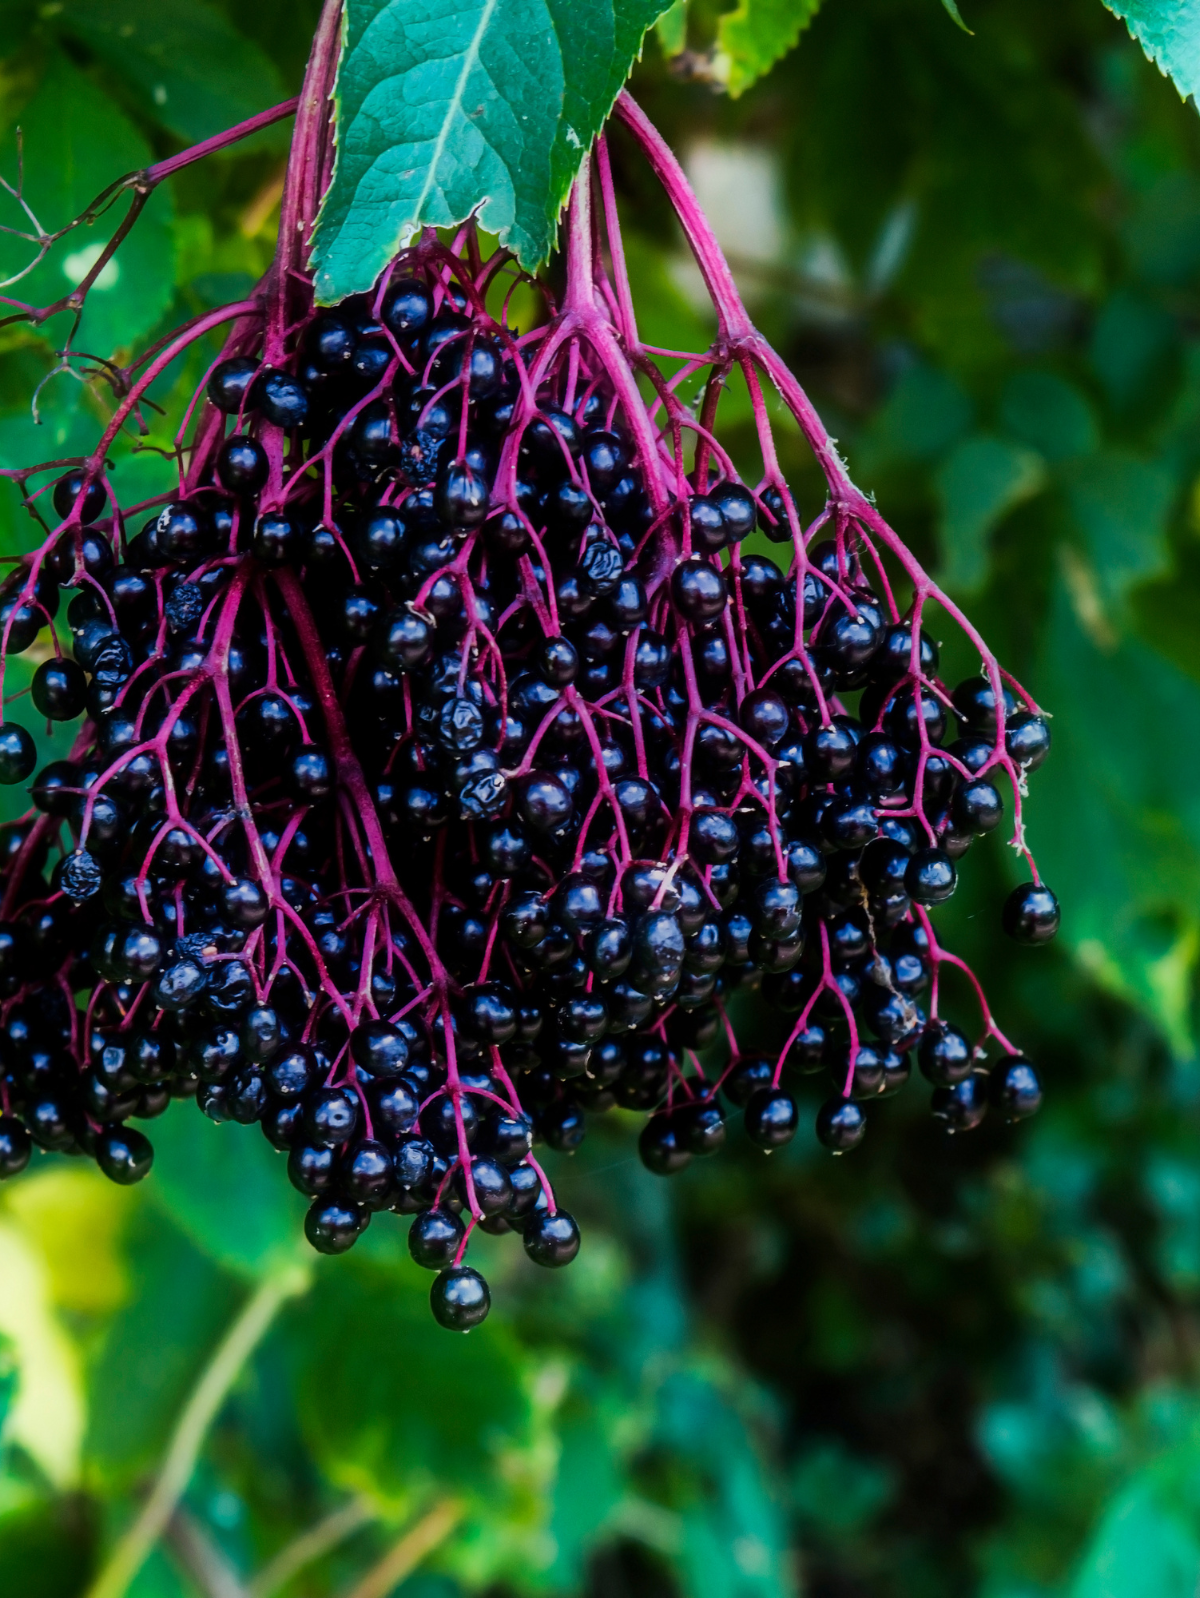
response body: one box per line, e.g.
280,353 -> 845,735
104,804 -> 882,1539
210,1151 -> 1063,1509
407,0 -> 502,227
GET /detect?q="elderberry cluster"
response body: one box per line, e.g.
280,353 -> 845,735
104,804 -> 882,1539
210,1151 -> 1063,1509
0,196 -> 1056,1329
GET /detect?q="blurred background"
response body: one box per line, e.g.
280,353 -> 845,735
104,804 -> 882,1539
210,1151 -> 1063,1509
2,1 -> 1200,1594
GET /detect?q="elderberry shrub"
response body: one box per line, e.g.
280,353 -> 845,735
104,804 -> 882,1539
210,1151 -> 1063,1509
0,109 -> 1056,1328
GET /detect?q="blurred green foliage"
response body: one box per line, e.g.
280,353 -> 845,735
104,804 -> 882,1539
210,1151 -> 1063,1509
3,2 -> 1200,1596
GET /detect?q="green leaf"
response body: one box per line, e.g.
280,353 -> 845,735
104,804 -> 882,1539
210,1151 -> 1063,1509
999,370 -> 1099,463
84,1205 -> 240,1489
713,0 -> 823,99
51,0 -> 287,145
935,433 -> 1047,593
1144,1155 -> 1200,1293
1062,450 -> 1177,617
1033,580 -> 1200,1053
1101,1 -> 1200,108
655,0 -> 688,56
1070,1444 -> 1200,1598
939,0 -> 973,32
0,1334 -> 15,1444
295,1257 -> 530,1503
150,1105 -> 307,1280
311,0 -> 672,299
1090,292 -> 1175,411
855,364 -> 973,476
654,1371 -> 792,1598
0,50 -> 176,357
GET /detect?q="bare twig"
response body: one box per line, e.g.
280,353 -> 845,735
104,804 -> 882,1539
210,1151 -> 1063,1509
164,1509 -> 249,1598
248,1497 -> 376,1598
341,1502 -> 463,1598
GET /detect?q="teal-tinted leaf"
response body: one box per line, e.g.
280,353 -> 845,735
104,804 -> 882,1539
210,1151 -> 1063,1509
547,1403 -> 627,1587
0,51 -> 175,357
790,1440 -> 895,1539
936,433 -> 1046,593
713,0 -> 823,99
654,1372 -> 791,1598
151,1104 -> 307,1280
311,0 -> 672,300
1070,1460 -> 1200,1598
999,370 -> 1099,462
1101,1 -> 1200,107
84,1204 -> 240,1488
1033,581 -> 1200,1052
855,364 -> 972,475
1062,451 -> 1176,616
296,1258 -> 530,1501
0,1334 -> 14,1444
52,0 -> 287,145
1144,1156 -> 1200,1294
1126,173 -> 1200,287
1090,292 -> 1175,410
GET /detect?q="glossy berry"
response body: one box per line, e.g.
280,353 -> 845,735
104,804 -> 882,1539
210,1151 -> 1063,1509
31,658 -> 87,720
744,1087 -> 798,1149
208,356 -> 259,413
523,1208 -> 580,1267
95,1126 -> 154,1185
1003,883 -> 1060,944
953,779 -> 1003,835
905,848 -> 956,905
430,1266 -> 490,1331
931,1072 -> 989,1132
0,1115 -> 32,1178
917,1022 -> 973,1086
988,1055 -> 1043,1120
1006,712 -> 1051,771
816,1097 -> 867,1153
639,1113 -> 692,1174
0,724 -> 35,784
671,559 -> 727,624
53,470 -> 107,524
304,1198 -> 367,1254
409,1207 -> 464,1269
675,1099 -> 725,1156
217,434 -> 269,494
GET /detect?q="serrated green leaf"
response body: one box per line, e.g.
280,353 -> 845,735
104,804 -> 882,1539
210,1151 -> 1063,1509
0,50 -> 175,358
51,0 -> 287,145
936,433 -> 1047,593
713,0 -> 823,99
1102,1 -> 1200,107
311,0 -> 671,300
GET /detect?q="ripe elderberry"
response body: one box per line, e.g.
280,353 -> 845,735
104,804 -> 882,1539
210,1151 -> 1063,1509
0,70 -> 1058,1330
